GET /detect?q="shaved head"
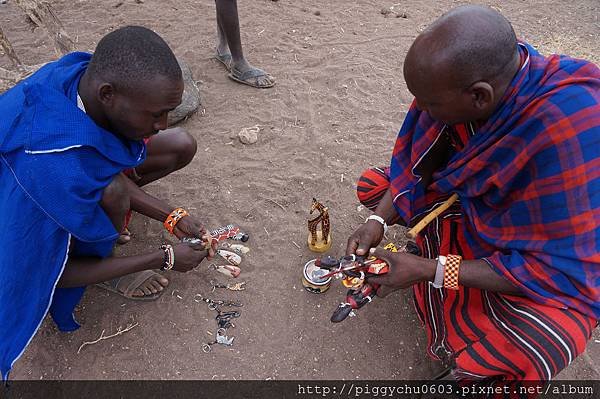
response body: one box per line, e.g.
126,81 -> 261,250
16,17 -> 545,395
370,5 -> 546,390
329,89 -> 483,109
403,5 -> 521,124
405,5 -> 518,88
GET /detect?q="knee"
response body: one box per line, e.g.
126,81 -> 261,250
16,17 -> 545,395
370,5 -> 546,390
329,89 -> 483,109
101,174 -> 130,229
170,127 -> 197,169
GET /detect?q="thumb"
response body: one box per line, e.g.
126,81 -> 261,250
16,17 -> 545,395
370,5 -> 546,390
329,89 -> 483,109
356,241 -> 372,256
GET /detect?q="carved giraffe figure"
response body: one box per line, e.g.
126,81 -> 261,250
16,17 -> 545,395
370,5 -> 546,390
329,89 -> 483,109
308,198 -> 330,245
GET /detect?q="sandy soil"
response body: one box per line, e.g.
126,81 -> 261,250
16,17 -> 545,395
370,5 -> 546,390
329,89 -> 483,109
1,0 -> 598,381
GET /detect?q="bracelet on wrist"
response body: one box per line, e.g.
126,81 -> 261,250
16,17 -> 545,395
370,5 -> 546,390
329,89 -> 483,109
365,214 -> 388,234
164,207 -> 189,235
160,244 -> 175,271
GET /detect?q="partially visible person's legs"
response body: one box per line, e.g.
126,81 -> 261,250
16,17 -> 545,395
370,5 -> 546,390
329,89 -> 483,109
214,0 -> 275,88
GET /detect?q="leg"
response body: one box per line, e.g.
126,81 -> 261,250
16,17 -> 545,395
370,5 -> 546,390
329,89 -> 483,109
99,174 -> 169,298
134,127 -> 197,187
100,173 -> 130,234
214,0 -> 275,88
215,1 -> 230,61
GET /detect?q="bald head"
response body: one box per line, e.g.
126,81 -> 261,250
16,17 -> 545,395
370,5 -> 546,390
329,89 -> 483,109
405,5 -> 518,89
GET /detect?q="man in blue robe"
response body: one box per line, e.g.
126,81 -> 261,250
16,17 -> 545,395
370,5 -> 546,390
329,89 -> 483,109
0,26 -> 213,380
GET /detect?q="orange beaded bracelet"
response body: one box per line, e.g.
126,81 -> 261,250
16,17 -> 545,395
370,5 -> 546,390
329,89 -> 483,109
163,207 -> 189,234
443,254 -> 462,290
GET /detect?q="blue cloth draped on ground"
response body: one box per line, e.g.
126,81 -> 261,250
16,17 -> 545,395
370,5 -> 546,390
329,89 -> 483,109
0,52 -> 146,380
389,42 -> 600,319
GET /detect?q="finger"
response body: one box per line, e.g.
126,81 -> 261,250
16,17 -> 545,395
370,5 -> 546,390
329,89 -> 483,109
356,237 -> 372,256
345,236 -> 359,256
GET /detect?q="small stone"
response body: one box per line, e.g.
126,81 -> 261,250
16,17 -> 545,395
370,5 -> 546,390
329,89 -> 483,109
238,125 -> 260,144
380,8 -> 391,15
314,10 -> 321,16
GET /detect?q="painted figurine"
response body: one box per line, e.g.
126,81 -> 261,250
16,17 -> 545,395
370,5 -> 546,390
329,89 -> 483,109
307,198 -> 332,253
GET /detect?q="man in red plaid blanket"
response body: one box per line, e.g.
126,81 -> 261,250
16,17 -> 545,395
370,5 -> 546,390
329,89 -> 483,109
348,5 -> 599,383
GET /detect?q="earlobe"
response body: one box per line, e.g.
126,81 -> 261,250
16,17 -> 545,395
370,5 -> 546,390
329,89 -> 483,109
469,81 -> 494,110
97,83 -> 115,105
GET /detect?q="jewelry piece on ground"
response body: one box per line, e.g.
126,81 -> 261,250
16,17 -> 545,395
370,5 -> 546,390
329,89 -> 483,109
217,249 -> 242,266
219,242 -> 250,255
210,280 -> 247,292
208,263 -> 241,278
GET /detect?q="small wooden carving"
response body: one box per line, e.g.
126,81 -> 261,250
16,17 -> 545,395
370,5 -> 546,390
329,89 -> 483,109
307,198 -> 332,253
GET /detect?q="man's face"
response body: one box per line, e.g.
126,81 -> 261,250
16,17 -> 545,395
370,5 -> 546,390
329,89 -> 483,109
105,75 -> 184,141
405,75 -> 478,126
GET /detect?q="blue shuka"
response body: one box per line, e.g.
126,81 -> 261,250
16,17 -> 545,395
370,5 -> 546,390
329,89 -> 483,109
0,52 -> 146,380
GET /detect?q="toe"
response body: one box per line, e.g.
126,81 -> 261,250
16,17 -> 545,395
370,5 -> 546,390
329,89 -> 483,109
150,280 -> 164,292
157,275 -> 169,287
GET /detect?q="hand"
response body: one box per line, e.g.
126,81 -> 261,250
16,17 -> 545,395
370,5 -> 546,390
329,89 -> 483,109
173,215 -> 217,258
345,220 -> 385,256
171,241 -> 209,272
366,248 -> 435,297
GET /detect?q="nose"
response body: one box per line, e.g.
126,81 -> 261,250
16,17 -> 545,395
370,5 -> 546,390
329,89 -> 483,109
153,113 -> 168,132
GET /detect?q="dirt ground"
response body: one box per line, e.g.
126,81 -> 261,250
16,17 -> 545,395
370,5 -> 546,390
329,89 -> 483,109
2,0 -> 598,381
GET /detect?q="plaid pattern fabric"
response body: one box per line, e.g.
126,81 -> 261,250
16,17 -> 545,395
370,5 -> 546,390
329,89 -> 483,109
389,42 -> 600,318
357,167 -> 597,381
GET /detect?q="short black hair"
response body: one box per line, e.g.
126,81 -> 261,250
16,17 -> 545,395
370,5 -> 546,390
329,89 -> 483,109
87,26 -> 181,91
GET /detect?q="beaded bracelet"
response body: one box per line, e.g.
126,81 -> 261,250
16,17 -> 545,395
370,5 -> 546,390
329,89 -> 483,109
160,244 -> 175,271
163,207 -> 189,234
443,254 -> 462,290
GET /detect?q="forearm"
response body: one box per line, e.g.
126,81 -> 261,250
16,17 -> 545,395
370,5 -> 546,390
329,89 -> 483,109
58,251 -> 164,288
374,188 -> 406,226
459,259 -> 522,295
421,257 -> 522,295
125,177 -> 173,222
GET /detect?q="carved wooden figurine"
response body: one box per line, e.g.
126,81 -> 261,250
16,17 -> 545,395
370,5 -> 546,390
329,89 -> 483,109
307,198 -> 332,253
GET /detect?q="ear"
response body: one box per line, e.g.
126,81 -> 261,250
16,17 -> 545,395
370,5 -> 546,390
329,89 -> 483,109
467,81 -> 494,111
97,83 -> 115,106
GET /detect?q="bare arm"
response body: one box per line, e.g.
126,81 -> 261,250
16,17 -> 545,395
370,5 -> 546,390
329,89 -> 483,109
58,251 -> 163,288
123,177 -> 211,247
125,177 -> 172,222
373,188 -> 406,226
58,242 -> 209,288
369,249 -> 522,296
